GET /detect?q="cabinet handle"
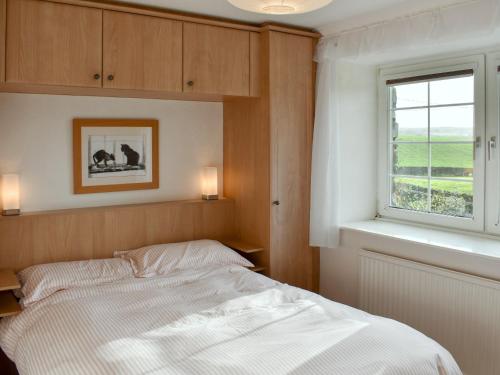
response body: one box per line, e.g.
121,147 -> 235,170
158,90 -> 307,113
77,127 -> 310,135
93,73 -> 101,80
107,74 -> 114,81
272,201 -> 280,206
187,80 -> 194,87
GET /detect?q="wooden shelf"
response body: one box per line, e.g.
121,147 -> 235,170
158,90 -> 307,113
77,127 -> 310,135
250,266 -> 266,273
0,292 -> 21,318
0,270 -> 22,318
0,269 -> 20,292
223,239 -> 264,254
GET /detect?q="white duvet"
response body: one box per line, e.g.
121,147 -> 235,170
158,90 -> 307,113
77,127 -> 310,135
0,265 -> 462,375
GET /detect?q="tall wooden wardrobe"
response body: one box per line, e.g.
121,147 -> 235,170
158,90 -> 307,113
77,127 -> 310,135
224,29 -> 319,292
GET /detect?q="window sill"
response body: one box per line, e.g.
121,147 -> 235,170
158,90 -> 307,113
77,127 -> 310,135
341,219 -> 500,261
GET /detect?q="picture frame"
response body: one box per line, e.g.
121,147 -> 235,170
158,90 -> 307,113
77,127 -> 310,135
73,119 -> 159,194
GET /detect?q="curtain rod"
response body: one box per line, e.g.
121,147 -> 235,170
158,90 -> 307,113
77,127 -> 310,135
326,0 -> 478,38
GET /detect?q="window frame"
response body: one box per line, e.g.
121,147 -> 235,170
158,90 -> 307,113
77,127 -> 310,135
378,55 -> 486,232
485,52 -> 500,235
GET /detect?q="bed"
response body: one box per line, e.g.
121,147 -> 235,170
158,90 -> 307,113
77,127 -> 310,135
0,242 -> 462,375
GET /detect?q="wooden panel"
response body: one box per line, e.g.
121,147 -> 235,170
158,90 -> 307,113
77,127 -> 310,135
6,0 -> 102,87
0,0 -> 5,83
269,32 -> 315,291
223,95 -> 270,273
0,199 -> 235,271
184,23 -> 250,96
249,32 -> 261,97
103,11 -> 182,91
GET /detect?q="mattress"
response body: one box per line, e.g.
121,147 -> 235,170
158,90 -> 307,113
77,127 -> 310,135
0,265 -> 462,375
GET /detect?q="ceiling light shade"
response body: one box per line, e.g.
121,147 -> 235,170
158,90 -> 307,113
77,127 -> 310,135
227,0 -> 333,15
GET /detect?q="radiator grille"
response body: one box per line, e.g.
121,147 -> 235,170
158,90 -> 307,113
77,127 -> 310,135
359,249 -> 500,375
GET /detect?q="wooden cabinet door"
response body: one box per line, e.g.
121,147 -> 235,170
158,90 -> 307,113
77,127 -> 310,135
269,32 -> 315,291
183,23 -> 249,96
103,11 -> 182,92
6,0 -> 102,87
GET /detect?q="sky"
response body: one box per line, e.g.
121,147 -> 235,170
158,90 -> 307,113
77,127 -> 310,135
392,76 -> 474,138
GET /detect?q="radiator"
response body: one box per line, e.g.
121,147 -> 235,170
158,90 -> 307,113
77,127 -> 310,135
359,249 -> 500,375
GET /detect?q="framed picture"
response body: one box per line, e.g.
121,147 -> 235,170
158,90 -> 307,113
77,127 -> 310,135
73,119 -> 159,194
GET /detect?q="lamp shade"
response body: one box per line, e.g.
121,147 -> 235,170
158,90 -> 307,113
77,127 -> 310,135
2,174 -> 20,215
202,167 -> 218,200
227,0 -> 333,14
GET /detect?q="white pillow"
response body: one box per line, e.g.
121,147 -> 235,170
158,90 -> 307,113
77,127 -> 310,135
120,239 -> 254,277
19,258 -> 134,307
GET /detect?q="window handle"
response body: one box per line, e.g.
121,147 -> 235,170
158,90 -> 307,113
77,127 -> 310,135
488,136 -> 496,161
474,136 -> 481,161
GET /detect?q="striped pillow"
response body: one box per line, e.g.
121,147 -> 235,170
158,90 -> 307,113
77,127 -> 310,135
120,239 -> 254,277
19,258 -> 134,307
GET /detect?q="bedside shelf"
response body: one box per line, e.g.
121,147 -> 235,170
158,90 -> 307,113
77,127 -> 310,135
0,292 -> 21,318
0,269 -> 21,318
222,239 -> 264,254
0,269 -> 20,292
250,266 -> 266,273
222,240 -> 266,274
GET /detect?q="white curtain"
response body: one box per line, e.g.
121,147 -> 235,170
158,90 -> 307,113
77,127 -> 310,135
309,58 -> 340,248
309,0 -> 500,249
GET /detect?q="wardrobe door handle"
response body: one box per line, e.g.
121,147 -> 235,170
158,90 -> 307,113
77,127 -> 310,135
107,74 -> 114,81
272,201 -> 280,206
93,73 -> 101,80
187,80 -> 194,87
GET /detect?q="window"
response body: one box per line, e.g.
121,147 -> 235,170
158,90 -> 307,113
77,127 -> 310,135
378,56 -> 485,232
390,72 -> 475,218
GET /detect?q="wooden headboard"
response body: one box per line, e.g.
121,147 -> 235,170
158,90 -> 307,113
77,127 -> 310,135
0,199 -> 235,271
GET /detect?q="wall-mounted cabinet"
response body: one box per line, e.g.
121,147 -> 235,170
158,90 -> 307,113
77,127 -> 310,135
183,23 -> 250,96
6,0 -> 102,87
103,11 -> 183,92
1,0 -> 263,99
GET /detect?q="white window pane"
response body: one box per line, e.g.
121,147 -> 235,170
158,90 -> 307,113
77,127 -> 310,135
391,82 -> 428,109
392,144 -> 428,176
391,177 -> 428,212
430,105 -> 474,141
430,76 -> 474,106
430,180 -> 473,218
392,108 -> 428,141
431,143 -> 474,178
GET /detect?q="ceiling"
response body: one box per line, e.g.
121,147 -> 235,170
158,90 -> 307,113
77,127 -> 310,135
114,0 -> 463,34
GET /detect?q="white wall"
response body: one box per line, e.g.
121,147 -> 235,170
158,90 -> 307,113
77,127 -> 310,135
319,62 -> 378,302
0,93 -> 223,212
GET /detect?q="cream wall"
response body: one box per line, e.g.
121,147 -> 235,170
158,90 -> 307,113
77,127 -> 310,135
0,93 -> 223,212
